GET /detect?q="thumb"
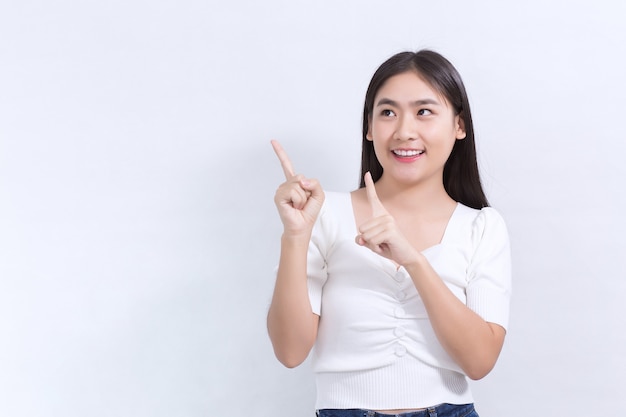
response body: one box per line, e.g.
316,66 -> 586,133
301,177 -> 323,198
364,172 -> 387,217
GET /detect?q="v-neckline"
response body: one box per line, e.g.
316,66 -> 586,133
347,192 -> 460,270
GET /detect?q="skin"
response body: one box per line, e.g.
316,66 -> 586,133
267,140 -> 322,369
267,71 -> 506,414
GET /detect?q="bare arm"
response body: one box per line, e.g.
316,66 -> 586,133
356,172 -> 505,379
266,140 -> 324,368
404,257 -> 505,380
267,234 -> 320,368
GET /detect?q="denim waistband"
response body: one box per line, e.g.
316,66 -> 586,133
316,403 -> 476,417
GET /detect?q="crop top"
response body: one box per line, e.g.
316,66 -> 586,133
305,192 -> 512,410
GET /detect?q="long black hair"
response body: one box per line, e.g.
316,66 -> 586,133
359,50 -> 489,209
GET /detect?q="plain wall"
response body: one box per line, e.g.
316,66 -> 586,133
1,1 -> 625,416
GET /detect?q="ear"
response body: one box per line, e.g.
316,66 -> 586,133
366,117 -> 373,141
455,114 -> 466,140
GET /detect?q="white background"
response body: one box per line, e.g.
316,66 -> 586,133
1,1 -> 625,416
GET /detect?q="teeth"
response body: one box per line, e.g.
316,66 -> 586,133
393,149 -> 424,157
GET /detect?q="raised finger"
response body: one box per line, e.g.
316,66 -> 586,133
364,171 -> 387,217
271,140 -> 296,180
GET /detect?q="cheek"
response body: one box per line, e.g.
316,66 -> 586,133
370,122 -> 393,140
428,122 -> 459,146
372,140 -> 385,159
370,138 -> 390,164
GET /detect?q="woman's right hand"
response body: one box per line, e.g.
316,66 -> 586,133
271,140 -> 325,237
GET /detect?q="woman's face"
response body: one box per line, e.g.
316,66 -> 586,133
367,71 -> 466,188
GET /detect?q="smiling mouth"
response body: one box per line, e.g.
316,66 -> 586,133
392,149 -> 425,157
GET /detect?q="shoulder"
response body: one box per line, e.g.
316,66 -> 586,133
455,204 -> 507,230
324,190 -> 351,202
317,191 -> 351,219
472,206 -> 508,237
463,206 -> 510,256
322,191 -> 351,208
312,191 -> 351,242
451,204 -> 509,247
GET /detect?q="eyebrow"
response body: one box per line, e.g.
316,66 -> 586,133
375,98 -> 441,107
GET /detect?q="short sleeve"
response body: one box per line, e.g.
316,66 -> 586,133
306,201 -> 333,316
466,207 -> 512,330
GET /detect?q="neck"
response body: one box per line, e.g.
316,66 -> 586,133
374,174 -> 455,214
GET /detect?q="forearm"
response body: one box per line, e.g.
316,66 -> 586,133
405,254 -> 505,380
267,234 -> 318,368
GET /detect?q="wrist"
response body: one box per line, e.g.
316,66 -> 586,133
281,231 -> 312,246
402,251 -> 428,273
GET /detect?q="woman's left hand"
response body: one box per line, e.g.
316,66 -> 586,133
355,172 -> 421,267
356,172 -> 506,380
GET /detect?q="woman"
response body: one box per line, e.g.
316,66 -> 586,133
268,50 -> 512,417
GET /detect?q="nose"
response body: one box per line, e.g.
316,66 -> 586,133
395,113 -> 418,141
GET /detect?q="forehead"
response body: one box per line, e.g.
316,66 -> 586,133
375,71 -> 448,105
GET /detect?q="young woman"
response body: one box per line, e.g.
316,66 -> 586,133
267,50 -> 512,417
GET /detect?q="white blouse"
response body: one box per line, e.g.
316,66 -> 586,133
306,192 -> 512,410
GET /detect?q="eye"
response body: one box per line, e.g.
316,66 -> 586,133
380,109 -> 396,117
417,108 -> 433,116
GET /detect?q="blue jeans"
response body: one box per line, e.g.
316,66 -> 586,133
316,403 -> 478,417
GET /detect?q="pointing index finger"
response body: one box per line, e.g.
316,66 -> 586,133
364,172 -> 387,217
271,140 -> 296,179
